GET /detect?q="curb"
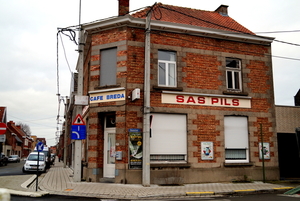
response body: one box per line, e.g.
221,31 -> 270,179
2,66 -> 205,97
20,175 -> 36,189
7,175 -> 49,197
185,187 -> 295,197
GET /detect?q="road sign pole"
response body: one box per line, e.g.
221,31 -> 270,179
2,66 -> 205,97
35,141 -> 43,191
36,151 -> 39,191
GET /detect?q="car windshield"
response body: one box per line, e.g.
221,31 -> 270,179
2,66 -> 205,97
27,155 -> 44,161
9,155 -> 17,158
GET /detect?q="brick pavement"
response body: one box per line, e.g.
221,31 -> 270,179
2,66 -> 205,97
0,159 -> 298,199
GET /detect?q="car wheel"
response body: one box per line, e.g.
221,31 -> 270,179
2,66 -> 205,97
22,167 -> 26,173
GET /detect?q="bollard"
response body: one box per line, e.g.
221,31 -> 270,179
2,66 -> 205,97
0,188 -> 10,201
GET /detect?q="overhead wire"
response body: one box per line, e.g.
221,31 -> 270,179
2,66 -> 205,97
255,30 -> 300,34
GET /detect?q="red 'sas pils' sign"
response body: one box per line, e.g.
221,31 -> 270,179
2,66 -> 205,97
0,123 -> 7,135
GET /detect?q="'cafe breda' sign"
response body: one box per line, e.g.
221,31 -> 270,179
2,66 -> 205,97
162,92 -> 251,108
89,89 -> 126,104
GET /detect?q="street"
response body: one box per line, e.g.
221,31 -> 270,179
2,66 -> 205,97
0,160 -> 25,176
10,193 -> 300,201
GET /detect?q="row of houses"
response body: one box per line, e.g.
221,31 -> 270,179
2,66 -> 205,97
0,107 -> 48,158
54,0 -> 299,185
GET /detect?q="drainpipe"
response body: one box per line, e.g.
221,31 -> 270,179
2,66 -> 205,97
142,8 -> 152,187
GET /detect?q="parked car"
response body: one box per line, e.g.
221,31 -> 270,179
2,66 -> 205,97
33,146 -> 52,168
50,153 -> 55,164
0,153 -> 8,166
23,152 -> 46,173
8,155 -> 20,163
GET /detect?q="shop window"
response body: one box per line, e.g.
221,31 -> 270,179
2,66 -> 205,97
158,50 -> 177,87
224,116 -> 249,163
150,113 -> 187,163
100,47 -> 117,86
226,58 -> 242,91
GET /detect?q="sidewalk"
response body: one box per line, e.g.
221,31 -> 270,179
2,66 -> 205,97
0,160 -> 298,199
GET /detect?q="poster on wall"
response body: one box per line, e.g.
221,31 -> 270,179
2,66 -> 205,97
201,142 -> 214,160
129,129 -> 143,169
259,142 -> 270,159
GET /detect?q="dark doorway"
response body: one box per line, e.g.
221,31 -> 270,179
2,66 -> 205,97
277,133 -> 300,179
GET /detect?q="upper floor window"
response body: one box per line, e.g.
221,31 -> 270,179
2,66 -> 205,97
158,50 -> 176,87
226,58 -> 242,91
100,48 -> 117,86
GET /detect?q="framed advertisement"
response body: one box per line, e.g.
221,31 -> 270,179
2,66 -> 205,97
201,142 -> 214,160
259,142 -> 270,159
129,129 -> 143,169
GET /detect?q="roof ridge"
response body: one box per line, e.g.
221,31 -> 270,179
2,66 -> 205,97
157,2 -> 215,13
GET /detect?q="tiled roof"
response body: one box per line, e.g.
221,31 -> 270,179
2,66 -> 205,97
7,121 -> 27,139
131,3 -> 254,34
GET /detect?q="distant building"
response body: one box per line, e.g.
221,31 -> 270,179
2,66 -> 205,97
4,121 -> 33,158
36,138 -> 47,146
276,89 -> 300,179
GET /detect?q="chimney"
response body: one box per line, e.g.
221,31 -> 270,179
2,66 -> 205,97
294,89 -> 300,106
7,121 -> 15,126
215,5 -> 229,16
118,0 -> 129,16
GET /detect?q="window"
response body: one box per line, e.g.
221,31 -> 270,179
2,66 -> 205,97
224,116 -> 249,163
150,113 -> 187,163
100,48 -> 117,86
158,50 -> 176,87
226,58 -> 242,91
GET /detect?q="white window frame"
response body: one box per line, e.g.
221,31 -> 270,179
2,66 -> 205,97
150,113 -> 187,163
224,116 -> 249,163
226,58 -> 242,91
158,50 -> 177,87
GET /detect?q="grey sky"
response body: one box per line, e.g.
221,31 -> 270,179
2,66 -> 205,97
0,0 -> 299,146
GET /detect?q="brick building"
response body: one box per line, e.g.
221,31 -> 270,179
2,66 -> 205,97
275,90 -> 300,179
4,121 -> 33,158
64,1 -> 279,184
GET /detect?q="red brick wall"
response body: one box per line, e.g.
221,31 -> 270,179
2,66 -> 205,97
84,25 -> 276,182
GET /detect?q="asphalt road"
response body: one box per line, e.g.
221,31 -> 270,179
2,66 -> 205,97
0,160 -> 25,176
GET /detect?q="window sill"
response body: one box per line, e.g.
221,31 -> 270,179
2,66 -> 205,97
150,163 -> 191,169
224,162 -> 254,167
94,84 -> 121,90
223,91 -> 248,96
153,85 -> 183,91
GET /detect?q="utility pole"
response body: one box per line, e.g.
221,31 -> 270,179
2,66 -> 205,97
73,29 -> 84,182
142,9 -> 151,187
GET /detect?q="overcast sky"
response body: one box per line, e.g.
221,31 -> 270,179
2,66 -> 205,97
0,0 -> 299,146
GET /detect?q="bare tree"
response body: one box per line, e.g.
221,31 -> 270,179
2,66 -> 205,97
17,122 -> 31,137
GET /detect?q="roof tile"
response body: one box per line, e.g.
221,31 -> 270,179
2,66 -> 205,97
132,3 -> 253,34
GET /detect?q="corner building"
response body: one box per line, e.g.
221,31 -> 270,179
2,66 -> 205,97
77,2 -> 279,184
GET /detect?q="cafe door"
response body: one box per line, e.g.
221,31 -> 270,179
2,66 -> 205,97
103,128 -> 116,178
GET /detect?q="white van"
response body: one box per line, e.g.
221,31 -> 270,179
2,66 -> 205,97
33,146 -> 52,168
23,152 -> 46,173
